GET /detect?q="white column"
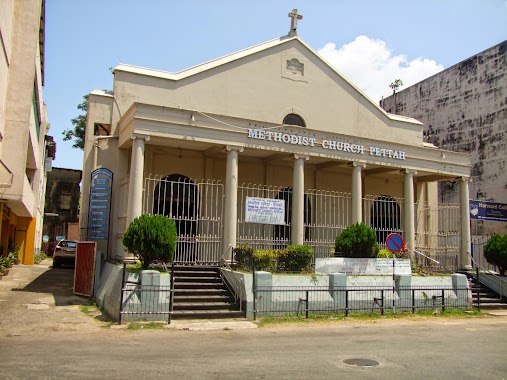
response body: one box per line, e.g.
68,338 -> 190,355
223,145 -> 243,258
459,177 -> 472,269
127,134 -> 150,224
291,154 -> 309,245
350,162 -> 365,224
403,169 -> 416,259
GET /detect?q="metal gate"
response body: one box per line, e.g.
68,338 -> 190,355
144,175 -> 224,264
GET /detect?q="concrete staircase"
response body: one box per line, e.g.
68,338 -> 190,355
471,281 -> 507,310
172,266 -> 244,319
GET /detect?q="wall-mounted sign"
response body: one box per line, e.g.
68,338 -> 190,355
88,168 -> 113,240
247,128 -> 406,160
245,197 -> 285,225
469,200 -> 507,222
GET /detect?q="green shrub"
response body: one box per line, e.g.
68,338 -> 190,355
253,249 -> 280,272
233,245 -> 253,269
123,214 -> 177,269
334,223 -> 379,258
280,245 -> 314,272
377,248 -> 394,258
34,253 -> 47,264
484,234 -> 507,275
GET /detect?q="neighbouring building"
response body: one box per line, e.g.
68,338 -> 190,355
81,11 -> 473,270
0,0 -> 54,263
43,167 -> 82,254
381,40 -> 507,236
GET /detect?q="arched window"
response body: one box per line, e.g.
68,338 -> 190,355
283,114 -> 306,128
370,195 -> 401,245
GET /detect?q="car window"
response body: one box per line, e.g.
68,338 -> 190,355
68,242 -> 77,248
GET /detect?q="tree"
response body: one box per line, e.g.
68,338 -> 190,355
484,234 -> 507,275
123,214 -> 177,269
62,95 -> 88,150
389,79 -> 404,94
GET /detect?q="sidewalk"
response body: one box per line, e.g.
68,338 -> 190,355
0,259 -> 104,337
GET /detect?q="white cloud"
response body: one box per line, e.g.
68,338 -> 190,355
317,35 -> 444,103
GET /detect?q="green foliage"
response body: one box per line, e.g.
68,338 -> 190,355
253,249 -> 279,272
484,234 -> 507,275
233,245 -> 253,269
123,214 -> 177,269
377,248 -> 395,258
62,95 -> 88,150
34,253 -> 47,264
334,223 -> 380,258
280,245 -> 314,272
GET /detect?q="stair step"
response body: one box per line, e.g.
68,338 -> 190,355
173,302 -> 240,311
175,276 -> 222,283
174,270 -> 220,277
174,288 -> 230,297
473,303 -> 507,310
174,295 -> 235,303
174,283 -> 226,290
171,310 -> 245,320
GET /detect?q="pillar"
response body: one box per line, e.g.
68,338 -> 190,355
127,134 -> 150,224
291,154 -> 308,245
459,177 -> 472,269
23,217 -> 37,265
223,145 -> 243,258
403,169 -> 416,258
350,162 -> 365,224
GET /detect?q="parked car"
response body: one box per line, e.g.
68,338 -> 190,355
53,240 -> 77,268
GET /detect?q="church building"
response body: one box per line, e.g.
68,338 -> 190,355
81,10 -> 472,270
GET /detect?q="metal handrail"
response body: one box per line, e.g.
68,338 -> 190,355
220,245 -> 244,311
413,249 -> 440,264
469,253 -> 507,298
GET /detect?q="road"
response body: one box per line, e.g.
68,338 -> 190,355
0,261 -> 506,379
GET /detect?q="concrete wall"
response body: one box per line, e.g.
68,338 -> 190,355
382,41 -> 507,235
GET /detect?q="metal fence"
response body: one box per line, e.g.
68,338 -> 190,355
253,285 -> 471,319
119,284 -> 173,324
143,175 -> 224,264
471,235 -> 496,272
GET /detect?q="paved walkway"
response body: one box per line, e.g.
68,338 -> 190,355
0,260 -> 257,335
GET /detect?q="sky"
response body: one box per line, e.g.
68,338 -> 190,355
43,0 -> 507,171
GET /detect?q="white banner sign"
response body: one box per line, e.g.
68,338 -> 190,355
245,197 -> 285,225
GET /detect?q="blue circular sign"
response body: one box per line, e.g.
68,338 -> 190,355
386,233 -> 404,253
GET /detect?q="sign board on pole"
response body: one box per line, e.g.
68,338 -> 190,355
245,197 -> 285,225
87,168 -> 113,241
386,233 -> 405,253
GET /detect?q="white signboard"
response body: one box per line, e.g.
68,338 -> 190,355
245,197 -> 285,225
315,257 -> 412,275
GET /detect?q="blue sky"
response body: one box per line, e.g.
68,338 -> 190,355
44,0 -> 507,171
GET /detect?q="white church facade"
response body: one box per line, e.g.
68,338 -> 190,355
80,12 -> 472,269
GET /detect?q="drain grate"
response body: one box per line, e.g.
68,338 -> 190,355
343,358 -> 379,367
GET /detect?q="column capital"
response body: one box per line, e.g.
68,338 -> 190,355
131,133 -> 151,142
348,161 -> 366,168
292,154 -> 309,161
456,176 -> 471,183
401,168 -> 417,175
225,145 -> 244,153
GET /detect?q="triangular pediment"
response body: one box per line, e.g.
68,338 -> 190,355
114,36 -> 422,145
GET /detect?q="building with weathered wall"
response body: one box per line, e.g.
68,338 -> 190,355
381,41 -> 507,235
43,167 -> 82,252
0,0 -> 54,263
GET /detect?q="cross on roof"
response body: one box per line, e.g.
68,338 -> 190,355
288,9 -> 303,37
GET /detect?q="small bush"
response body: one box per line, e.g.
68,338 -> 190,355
123,214 -> 177,269
233,245 -> 253,269
335,223 -> 379,258
34,253 -> 47,264
484,234 -> 507,275
280,245 -> 314,272
253,249 -> 279,272
377,248 -> 394,258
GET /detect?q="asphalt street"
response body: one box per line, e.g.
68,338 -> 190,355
0,261 -> 506,379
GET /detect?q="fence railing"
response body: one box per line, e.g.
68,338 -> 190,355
119,261 -> 174,324
220,245 -> 244,311
253,285 -> 470,319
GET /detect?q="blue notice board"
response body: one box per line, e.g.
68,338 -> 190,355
88,168 -> 113,241
469,200 -> 507,222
